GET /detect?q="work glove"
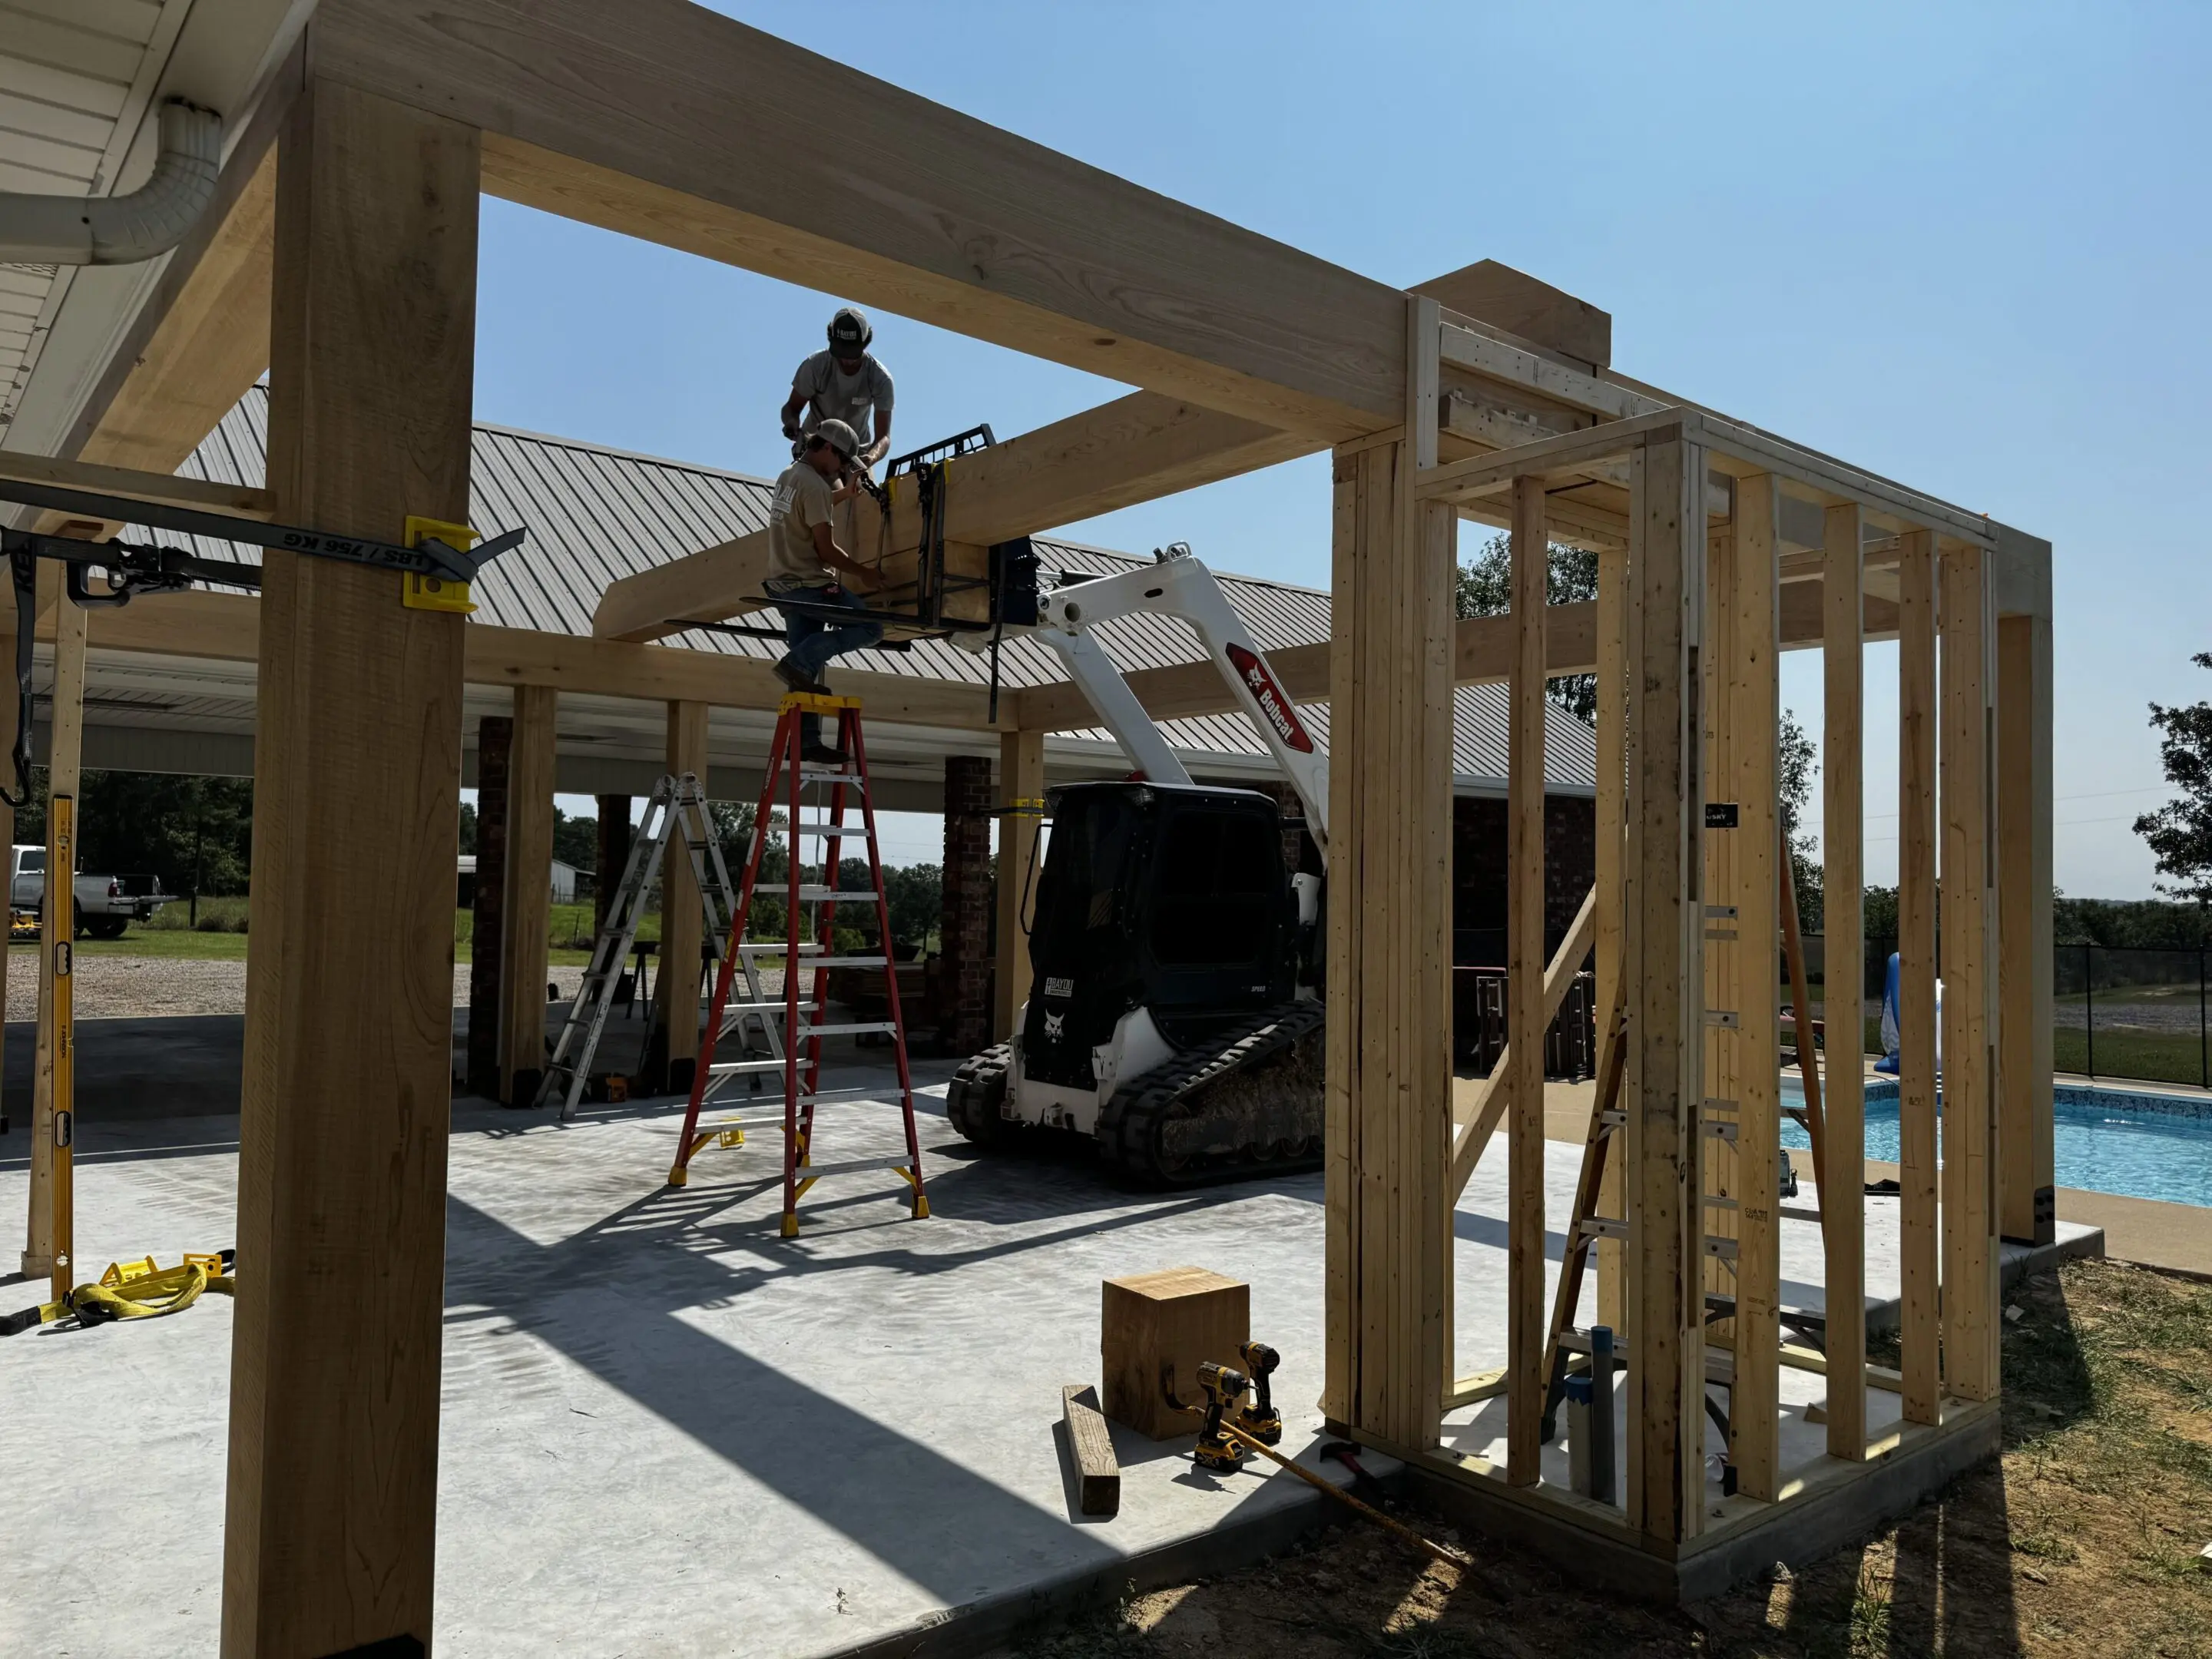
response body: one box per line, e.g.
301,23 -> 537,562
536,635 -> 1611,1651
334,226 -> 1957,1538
781,421 -> 801,441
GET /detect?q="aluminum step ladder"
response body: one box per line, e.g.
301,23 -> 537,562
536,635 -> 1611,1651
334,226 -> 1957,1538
531,773 -> 746,1121
666,692 -> 929,1237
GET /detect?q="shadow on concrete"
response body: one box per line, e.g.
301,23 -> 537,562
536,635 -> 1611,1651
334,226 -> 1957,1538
2,1015 -> 243,1122
445,1193 -> 1124,1603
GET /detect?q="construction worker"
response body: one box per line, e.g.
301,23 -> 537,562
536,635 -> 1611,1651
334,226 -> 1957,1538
780,305 -> 893,474
766,419 -> 883,763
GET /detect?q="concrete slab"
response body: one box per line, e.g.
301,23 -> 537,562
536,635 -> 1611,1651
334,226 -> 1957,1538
0,1058 -> 2108,1653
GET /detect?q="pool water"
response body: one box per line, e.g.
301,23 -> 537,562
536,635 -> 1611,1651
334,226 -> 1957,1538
1780,1079 -> 2212,1207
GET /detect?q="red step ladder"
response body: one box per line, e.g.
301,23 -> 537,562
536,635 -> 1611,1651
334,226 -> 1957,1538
667,692 -> 930,1237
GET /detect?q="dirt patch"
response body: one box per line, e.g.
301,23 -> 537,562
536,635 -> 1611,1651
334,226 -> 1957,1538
1009,1259 -> 2212,1657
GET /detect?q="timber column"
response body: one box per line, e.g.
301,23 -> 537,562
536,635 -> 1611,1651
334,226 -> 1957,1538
1321,421 -> 1454,1451
224,77 -> 479,1657
500,685 -> 558,1104
993,730 -> 1044,1041
940,754 -> 993,1054
654,700 -> 710,1094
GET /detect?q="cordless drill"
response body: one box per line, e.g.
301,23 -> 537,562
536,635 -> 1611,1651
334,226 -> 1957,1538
1163,1359 -> 1253,1472
1235,1341 -> 1283,1445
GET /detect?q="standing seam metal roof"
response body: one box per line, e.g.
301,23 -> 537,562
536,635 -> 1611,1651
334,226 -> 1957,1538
154,387 -> 1596,792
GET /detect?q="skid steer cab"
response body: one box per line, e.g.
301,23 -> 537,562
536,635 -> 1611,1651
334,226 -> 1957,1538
946,780 -> 1325,1186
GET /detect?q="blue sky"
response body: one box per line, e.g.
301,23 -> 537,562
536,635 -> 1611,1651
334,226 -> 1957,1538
483,2 -> 2212,894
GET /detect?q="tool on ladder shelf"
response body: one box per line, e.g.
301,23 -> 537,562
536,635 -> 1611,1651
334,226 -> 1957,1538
532,773 -> 743,1120
666,692 -> 929,1237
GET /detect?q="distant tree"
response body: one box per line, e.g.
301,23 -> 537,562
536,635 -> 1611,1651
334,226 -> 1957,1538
1454,533 -> 1599,721
457,799 -> 478,855
11,769 -> 253,900
2134,652 -> 2212,905
1778,709 -> 1823,932
550,805 -> 598,873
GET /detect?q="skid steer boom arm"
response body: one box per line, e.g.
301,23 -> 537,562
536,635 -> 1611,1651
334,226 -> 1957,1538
1030,551 -> 1329,851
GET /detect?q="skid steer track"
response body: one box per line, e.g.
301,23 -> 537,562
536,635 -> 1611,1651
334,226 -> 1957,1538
1095,1001 -> 1326,1186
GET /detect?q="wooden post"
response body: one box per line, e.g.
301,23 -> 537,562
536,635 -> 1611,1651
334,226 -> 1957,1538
500,684 -> 557,1105
1594,545 -> 1628,1335
1998,612 -> 2055,1245
995,728 -> 1045,1040
655,699 -> 710,1094
1940,542 -> 1999,1401
22,584 -> 86,1280
1624,430 -> 1706,1544
594,793 -> 631,935
1821,502 -> 1867,1459
1505,474 -> 1548,1483
1896,528 -> 1941,1426
1727,474 -> 1781,1501
1320,429 -> 1452,1451
223,76 -> 479,1658
465,714 -> 510,1098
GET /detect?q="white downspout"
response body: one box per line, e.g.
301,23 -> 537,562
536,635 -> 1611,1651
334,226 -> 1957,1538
0,99 -> 223,267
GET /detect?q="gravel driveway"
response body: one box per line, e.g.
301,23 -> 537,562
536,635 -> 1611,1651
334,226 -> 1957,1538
5,953 -> 591,1023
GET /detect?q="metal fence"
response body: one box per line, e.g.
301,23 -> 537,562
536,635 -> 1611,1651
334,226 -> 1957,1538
1836,935 -> 2212,1090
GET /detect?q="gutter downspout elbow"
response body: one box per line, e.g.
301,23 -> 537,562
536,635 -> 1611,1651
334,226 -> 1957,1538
0,98 -> 224,266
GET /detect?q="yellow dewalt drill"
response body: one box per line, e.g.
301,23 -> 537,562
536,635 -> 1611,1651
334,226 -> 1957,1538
1235,1341 -> 1283,1445
1164,1359 -> 1252,1472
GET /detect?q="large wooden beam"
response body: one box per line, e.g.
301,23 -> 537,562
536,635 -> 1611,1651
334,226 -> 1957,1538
0,452 -> 274,520
500,685 -> 558,1105
1592,547 -> 1627,1334
72,588 -> 1008,730
594,392 -> 1312,642
313,0 -> 1404,440
223,76 -> 479,1658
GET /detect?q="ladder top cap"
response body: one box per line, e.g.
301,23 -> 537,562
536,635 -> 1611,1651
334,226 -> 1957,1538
781,691 -> 861,711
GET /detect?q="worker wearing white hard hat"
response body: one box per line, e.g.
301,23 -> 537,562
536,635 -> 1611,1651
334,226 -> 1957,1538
763,418 -> 885,763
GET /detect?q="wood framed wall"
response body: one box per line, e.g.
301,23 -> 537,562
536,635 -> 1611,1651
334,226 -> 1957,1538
1387,380 -> 2034,1577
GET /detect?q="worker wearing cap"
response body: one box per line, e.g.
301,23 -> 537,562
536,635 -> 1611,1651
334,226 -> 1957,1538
765,419 -> 884,763
781,305 -> 894,472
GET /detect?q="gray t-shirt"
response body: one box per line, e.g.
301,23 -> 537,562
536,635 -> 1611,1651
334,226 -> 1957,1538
790,349 -> 893,445
767,460 -> 839,588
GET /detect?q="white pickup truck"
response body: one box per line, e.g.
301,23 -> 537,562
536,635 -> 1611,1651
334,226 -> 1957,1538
9,844 -> 177,939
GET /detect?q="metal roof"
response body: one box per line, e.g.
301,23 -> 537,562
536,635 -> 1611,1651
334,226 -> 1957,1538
151,386 -> 1595,796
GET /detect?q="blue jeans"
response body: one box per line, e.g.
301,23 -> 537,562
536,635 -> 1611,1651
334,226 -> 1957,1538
770,581 -> 882,747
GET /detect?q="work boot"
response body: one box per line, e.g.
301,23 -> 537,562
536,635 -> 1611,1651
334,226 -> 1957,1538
802,742 -> 848,767
773,655 -> 825,695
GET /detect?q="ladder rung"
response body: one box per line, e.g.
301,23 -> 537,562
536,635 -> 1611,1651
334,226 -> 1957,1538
1579,1216 -> 1627,1240
1704,904 -> 1738,919
793,1156 -> 914,1179
798,1022 -> 899,1038
1598,1108 -> 1626,1130
791,955 -> 888,969
1704,1098 -> 1740,1113
720,1000 -> 819,1015
1706,1009 -> 1740,1028
789,824 -> 873,839
796,770 -> 866,785
709,1058 -> 790,1077
1704,1120 -> 1739,1143
1705,1194 -> 1737,1210
1705,1237 -> 1739,1260
800,1084 -> 899,1105
1780,1205 -> 1823,1224
796,887 -> 882,902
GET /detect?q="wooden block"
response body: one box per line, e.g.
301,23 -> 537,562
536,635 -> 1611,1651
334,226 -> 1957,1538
1060,1383 -> 1121,1517
1101,1266 -> 1250,1439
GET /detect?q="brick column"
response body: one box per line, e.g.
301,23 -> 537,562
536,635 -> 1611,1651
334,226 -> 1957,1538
466,714 -> 512,1098
940,755 -> 993,1055
594,793 -> 631,934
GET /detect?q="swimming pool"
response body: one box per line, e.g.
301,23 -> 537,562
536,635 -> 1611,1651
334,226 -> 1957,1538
1780,1079 -> 2212,1207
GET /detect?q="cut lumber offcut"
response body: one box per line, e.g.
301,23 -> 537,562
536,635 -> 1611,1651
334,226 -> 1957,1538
1060,1383 -> 1121,1518
1102,1266 -> 1249,1440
